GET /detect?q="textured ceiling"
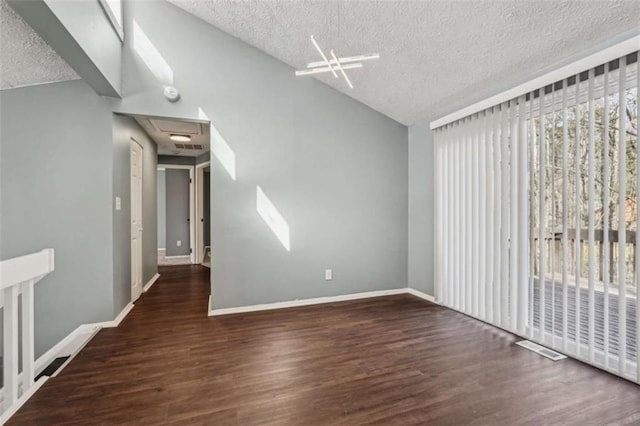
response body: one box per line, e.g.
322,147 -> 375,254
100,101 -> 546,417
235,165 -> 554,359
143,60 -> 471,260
168,0 -> 640,125
1,1 -> 638,125
0,0 -> 79,89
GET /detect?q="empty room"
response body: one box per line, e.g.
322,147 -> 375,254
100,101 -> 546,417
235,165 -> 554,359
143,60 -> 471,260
0,0 -> 639,424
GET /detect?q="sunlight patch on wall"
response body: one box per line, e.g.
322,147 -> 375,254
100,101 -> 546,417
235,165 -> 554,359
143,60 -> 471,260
199,108 -> 236,180
132,20 -> 173,84
256,186 -> 290,251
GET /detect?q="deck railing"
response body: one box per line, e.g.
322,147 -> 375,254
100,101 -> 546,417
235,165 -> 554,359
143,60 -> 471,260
0,249 -> 55,422
533,228 -> 637,294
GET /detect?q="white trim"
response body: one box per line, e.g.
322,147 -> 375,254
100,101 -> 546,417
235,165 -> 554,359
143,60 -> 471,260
406,288 -> 437,303
429,34 -> 640,130
1,248 -> 54,290
161,164 -> 196,264
157,248 -> 166,251
97,0 -> 124,42
195,161 -> 210,264
34,324 -> 86,376
163,255 -> 191,260
3,289 -> 139,422
33,300 -> 135,379
209,288 -> 409,316
143,273 -> 160,292
98,303 -> 135,328
158,164 -> 194,170
0,377 -> 48,424
51,327 -> 101,378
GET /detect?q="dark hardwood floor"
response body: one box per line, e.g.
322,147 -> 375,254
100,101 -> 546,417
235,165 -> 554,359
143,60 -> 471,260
9,265 -> 640,425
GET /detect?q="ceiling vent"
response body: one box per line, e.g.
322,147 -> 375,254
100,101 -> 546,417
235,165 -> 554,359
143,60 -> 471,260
174,143 -> 204,150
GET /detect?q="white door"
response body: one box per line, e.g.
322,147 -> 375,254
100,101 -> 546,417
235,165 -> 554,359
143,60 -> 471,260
131,139 -> 143,302
196,166 -> 204,263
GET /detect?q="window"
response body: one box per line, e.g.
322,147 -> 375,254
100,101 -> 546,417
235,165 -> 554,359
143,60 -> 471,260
99,0 -> 124,41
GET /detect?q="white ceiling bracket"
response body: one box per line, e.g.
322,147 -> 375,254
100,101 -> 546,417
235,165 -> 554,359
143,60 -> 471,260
296,35 -> 379,89
310,35 -> 337,78
295,63 -> 362,76
330,49 -> 353,89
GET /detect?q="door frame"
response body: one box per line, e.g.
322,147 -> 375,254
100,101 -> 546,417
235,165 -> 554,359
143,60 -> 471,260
195,160 -> 210,264
130,138 -> 144,302
157,164 -> 196,264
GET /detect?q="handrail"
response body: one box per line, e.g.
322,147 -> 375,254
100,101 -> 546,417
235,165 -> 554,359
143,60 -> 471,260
0,248 -> 55,289
0,248 -> 55,421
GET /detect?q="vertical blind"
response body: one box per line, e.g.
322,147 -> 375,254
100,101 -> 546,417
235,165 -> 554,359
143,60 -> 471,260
434,51 -> 639,383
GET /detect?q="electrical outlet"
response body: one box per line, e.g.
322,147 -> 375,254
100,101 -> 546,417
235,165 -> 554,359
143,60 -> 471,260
177,240 -> 182,247
325,269 -> 333,281
115,197 -> 121,211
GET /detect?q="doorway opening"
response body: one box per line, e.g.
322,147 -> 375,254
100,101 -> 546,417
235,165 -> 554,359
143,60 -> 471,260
157,164 -> 195,265
127,114 -> 211,269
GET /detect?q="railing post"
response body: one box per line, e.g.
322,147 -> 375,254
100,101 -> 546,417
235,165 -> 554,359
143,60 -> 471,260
3,286 -> 19,405
21,279 -> 36,389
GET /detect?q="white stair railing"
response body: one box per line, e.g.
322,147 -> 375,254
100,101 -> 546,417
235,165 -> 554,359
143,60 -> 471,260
0,248 -> 54,421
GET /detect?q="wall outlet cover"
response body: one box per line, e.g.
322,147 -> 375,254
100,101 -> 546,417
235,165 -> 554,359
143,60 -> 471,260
325,269 -> 333,280
177,240 -> 182,247
115,197 -> 121,211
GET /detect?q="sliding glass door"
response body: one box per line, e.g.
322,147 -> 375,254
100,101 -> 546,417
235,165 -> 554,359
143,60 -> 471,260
434,52 -> 639,383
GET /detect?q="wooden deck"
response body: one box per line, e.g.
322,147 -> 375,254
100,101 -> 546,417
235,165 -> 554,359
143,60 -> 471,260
8,264 -> 640,425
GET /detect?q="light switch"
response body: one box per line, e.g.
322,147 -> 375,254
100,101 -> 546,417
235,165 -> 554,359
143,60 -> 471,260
115,197 -> 121,211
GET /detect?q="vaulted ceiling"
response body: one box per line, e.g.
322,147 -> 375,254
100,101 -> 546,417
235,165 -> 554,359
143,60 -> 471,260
0,0 -> 79,89
1,0 -> 639,125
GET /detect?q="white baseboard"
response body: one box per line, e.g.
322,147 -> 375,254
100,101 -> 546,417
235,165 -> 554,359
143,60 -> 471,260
0,376 -> 48,424
209,288 -> 408,316
11,302 -> 134,424
33,301 -> 135,378
34,324 -> 89,376
406,288 -> 437,303
96,303 -> 134,328
164,255 -> 190,259
51,326 -> 101,378
157,248 -> 166,251
143,273 -> 161,292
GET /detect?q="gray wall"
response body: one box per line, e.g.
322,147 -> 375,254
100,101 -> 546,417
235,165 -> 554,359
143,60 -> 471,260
1,0 -> 409,360
164,169 -> 191,256
157,170 -> 166,248
0,80 -> 115,357
112,114 -> 158,315
408,123 -> 435,296
45,0 -> 122,95
158,155 -> 195,166
116,1 -> 408,309
196,152 -> 210,165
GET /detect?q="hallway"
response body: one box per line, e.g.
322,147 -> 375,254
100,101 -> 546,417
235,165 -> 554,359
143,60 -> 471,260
9,266 -> 640,425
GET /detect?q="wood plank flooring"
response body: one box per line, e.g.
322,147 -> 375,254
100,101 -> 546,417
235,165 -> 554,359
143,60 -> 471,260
9,265 -> 640,425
